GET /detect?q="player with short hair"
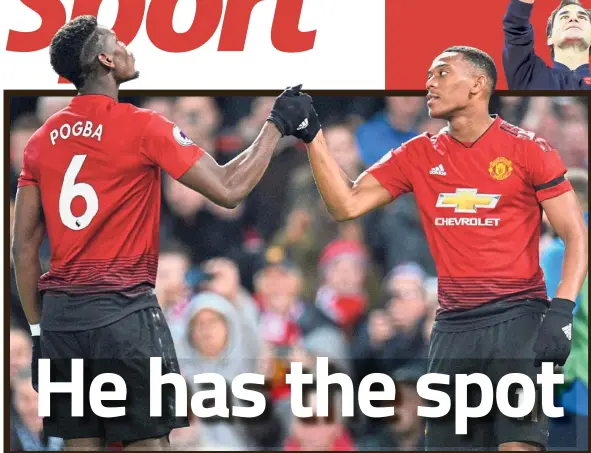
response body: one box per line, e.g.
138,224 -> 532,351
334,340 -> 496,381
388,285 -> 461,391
298,46 -> 588,450
11,14 -> 315,451
503,0 -> 591,89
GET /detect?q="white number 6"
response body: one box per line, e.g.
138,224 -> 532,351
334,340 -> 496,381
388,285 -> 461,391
59,155 -> 98,230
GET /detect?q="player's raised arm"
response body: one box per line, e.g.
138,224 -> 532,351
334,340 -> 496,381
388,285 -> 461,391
296,106 -> 411,222
142,86 -> 313,209
304,131 -> 393,221
178,121 -> 281,209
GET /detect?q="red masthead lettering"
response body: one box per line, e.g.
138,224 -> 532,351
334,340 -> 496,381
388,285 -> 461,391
146,0 -> 223,52
7,0 -> 317,84
272,0 -> 316,53
6,0 -> 66,52
218,0 -> 264,51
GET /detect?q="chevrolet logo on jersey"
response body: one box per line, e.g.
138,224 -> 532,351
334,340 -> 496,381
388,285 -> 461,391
436,188 -> 500,213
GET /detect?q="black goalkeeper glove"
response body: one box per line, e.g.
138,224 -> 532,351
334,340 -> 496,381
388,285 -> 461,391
293,98 -> 321,144
31,329 -> 41,393
266,85 -> 313,137
533,297 -> 575,367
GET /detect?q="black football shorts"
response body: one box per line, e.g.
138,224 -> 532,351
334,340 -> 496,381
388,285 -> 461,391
424,310 -> 549,450
40,306 -> 189,444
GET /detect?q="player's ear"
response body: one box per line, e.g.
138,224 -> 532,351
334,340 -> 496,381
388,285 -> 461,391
97,53 -> 115,70
547,35 -> 554,46
471,75 -> 487,96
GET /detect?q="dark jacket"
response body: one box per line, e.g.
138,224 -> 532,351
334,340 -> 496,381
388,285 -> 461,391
503,0 -> 591,90
351,315 -> 429,386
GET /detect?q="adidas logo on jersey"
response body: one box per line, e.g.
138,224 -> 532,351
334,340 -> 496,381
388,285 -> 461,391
297,118 -> 309,131
562,323 -> 572,341
429,164 -> 447,176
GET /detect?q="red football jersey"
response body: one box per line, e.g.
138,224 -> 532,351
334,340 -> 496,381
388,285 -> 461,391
367,116 -> 572,313
18,95 -> 204,296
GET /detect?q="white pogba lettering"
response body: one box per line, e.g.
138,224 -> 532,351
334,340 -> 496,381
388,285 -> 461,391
435,218 -> 501,227
50,121 -> 103,146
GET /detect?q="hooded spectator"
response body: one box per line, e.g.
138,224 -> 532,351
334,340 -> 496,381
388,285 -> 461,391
173,291 -> 261,449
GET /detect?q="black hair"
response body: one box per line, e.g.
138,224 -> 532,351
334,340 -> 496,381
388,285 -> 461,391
49,15 -> 107,89
443,45 -> 498,93
546,0 -> 591,58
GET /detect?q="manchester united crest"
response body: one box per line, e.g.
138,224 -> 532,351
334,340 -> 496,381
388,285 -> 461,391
489,157 -> 512,181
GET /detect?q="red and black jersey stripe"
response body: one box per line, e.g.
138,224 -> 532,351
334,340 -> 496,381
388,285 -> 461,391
39,254 -> 158,297
437,274 -> 548,313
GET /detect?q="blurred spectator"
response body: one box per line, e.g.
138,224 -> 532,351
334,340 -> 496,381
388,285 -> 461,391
366,193 -> 437,277
271,121 -> 382,301
387,366 -> 426,450
35,96 -> 73,123
10,113 -> 41,174
198,96 -> 310,242
10,328 -> 31,387
498,97 -> 528,125
255,249 -> 304,353
558,119 -> 588,169
161,174 -> 248,265
173,291 -> 261,449
355,97 -> 424,167
140,97 -> 176,118
315,240 -> 372,338
254,247 -> 351,367
352,263 -> 430,384
172,97 -> 221,153
10,369 -> 63,451
155,241 -> 191,320
252,247 -> 352,438
357,363 -> 427,450
555,96 -> 588,123
234,97 -> 277,144
284,388 -> 356,451
200,257 -> 260,328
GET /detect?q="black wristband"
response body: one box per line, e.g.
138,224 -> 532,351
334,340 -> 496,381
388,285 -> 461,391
550,297 -> 575,315
266,116 -> 286,136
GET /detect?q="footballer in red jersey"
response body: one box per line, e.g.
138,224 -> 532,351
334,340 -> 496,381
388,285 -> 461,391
298,47 -> 588,450
11,15 -> 319,450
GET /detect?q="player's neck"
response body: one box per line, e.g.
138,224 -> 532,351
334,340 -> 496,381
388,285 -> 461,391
554,46 -> 590,70
78,79 -> 119,101
447,109 -> 495,144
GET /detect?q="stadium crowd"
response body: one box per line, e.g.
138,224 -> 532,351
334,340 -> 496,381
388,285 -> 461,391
9,95 -> 589,451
